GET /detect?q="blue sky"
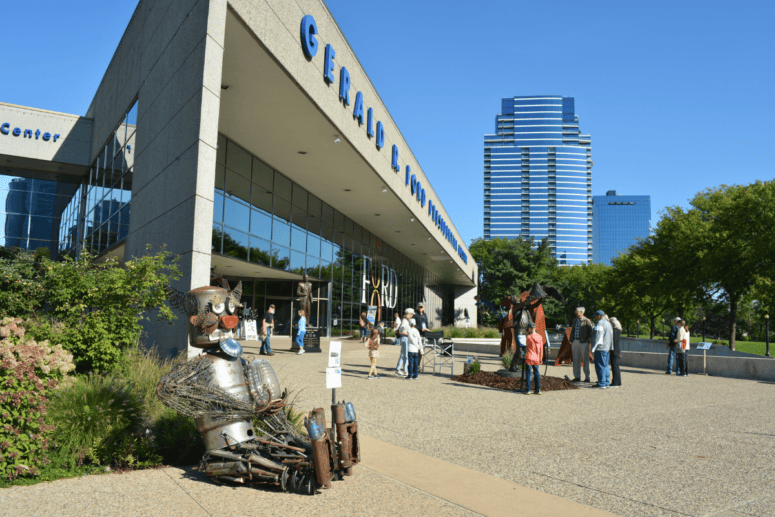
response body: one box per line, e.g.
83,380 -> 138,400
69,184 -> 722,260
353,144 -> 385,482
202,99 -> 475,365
2,0 -> 773,246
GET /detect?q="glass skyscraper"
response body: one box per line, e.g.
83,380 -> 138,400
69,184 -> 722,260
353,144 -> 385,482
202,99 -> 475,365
592,190 -> 651,265
484,96 -> 592,265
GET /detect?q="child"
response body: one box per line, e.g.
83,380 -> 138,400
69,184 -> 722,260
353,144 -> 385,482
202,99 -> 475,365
406,319 -> 421,380
295,309 -> 306,355
366,328 -> 381,379
524,322 -> 543,395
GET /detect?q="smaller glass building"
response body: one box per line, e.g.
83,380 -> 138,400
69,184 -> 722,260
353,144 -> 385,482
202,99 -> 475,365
592,190 -> 651,264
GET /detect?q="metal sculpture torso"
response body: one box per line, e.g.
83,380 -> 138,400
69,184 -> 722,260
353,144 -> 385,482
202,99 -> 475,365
507,283 -> 564,371
297,274 -> 313,322
159,281 -> 359,494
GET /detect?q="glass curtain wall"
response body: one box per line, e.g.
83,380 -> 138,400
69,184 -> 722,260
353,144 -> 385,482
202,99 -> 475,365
212,134 -> 441,336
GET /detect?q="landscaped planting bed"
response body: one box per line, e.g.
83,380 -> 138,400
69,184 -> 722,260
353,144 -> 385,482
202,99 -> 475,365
452,371 -> 579,391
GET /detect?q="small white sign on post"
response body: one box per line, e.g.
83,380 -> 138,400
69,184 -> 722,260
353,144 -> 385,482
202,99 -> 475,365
696,342 -> 712,350
326,341 -> 342,389
244,320 -> 258,341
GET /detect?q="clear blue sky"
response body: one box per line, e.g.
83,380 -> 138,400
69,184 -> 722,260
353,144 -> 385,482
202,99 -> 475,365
2,0 -> 773,247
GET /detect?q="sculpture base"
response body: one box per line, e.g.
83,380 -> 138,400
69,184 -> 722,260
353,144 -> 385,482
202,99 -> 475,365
496,369 -> 522,378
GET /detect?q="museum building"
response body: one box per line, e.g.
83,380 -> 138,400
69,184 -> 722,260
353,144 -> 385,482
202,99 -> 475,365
0,0 -> 478,354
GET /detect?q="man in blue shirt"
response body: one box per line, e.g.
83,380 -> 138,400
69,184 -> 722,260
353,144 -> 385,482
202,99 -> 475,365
665,317 -> 682,374
591,310 -> 613,389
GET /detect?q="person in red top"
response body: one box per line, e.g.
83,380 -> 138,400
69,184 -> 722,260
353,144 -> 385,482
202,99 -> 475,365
524,323 -> 543,395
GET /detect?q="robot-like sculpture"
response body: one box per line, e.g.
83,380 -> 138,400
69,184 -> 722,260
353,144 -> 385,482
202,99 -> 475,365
157,282 -> 359,494
507,282 -> 565,372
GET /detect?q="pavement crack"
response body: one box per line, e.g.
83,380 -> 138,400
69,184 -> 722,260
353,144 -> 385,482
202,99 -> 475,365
162,468 -> 214,517
534,472 -> 693,516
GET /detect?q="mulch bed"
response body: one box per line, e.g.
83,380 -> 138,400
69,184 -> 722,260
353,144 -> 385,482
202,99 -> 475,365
451,371 -> 579,391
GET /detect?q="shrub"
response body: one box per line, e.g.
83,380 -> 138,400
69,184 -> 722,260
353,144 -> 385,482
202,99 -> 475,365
502,353 -> 512,369
0,317 -> 75,480
483,329 -> 500,338
0,248 -> 180,373
46,373 -> 160,468
150,411 -> 201,466
466,360 -> 481,376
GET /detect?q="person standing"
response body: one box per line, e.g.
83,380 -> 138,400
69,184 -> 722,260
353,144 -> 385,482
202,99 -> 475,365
260,304 -> 276,356
395,308 -> 413,376
406,319 -> 422,380
675,320 -> 690,376
681,321 -> 691,377
524,323 -> 543,395
359,311 -> 368,344
366,328 -> 381,379
666,317 -> 682,374
570,307 -> 593,382
609,316 -> 623,387
393,313 -> 401,344
295,309 -> 307,355
415,303 -> 429,337
592,310 -> 613,388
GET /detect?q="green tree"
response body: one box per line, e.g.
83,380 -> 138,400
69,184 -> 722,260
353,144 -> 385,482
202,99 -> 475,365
549,262 -> 613,325
469,237 -> 557,325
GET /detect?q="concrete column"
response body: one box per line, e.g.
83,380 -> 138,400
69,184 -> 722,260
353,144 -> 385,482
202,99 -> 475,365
454,285 -> 477,329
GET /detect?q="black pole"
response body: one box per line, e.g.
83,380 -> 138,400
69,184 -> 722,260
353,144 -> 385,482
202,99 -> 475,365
766,316 -> 770,358
702,318 -> 706,342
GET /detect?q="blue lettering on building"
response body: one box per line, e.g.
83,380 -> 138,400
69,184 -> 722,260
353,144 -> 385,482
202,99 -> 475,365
323,44 -> 336,83
299,14 -> 467,266
0,123 -> 60,143
353,92 -> 364,124
339,67 -> 351,105
300,15 -> 319,60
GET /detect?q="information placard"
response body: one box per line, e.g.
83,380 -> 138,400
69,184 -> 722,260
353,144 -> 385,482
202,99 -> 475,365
696,342 -> 713,350
244,320 -> 258,341
328,340 -> 342,368
326,367 -> 342,389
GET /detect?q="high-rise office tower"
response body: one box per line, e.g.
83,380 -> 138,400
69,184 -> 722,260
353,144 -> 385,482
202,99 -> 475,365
484,96 -> 592,265
592,190 -> 651,265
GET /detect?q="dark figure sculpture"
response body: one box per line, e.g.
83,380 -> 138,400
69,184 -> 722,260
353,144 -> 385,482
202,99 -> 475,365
508,283 -> 565,372
497,297 -> 516,357
297,274 -> 313,322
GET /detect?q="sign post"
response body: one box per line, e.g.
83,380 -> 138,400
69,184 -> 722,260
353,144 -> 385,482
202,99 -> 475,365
327,341 -> 342,403
696,342 -> 712,375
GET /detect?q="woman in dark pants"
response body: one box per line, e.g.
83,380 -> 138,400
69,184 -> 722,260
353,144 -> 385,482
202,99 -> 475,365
609,317 -> 623,387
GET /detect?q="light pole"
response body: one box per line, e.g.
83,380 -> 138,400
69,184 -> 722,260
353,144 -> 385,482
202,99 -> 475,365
766,314 -> 770,358
662,319 -> 665,338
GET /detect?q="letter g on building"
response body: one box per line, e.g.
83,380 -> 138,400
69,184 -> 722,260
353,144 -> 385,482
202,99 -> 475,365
301,15 -> 318,60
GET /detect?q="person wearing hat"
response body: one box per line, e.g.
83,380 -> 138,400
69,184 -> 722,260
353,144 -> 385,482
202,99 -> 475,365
395,308 -> 414,376
523,322 -> 543,395
406,318 -> 422,380
415,302 -> 429,337
666,316 -> 682,375
591,310 -> 613,388
570,307 -> 594,382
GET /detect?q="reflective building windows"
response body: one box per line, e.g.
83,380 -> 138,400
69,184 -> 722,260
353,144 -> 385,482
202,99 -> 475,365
592,191 -> 651,265
484,96 -> 592,265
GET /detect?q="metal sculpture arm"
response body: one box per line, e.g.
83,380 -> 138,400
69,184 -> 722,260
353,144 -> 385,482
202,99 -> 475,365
473,296 -> 505,322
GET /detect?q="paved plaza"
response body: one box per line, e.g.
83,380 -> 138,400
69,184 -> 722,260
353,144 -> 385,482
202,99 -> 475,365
3,337 -> 773,516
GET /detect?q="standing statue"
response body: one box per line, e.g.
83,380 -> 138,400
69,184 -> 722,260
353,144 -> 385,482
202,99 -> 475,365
508,282 -> 565,372
497,297 -> 517,357
297,274 -> 313,322
158,282 -> 359,494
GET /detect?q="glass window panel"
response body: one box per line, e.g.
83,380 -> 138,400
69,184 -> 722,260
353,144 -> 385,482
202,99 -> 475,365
222,227 -> 249,260
273,197 -> 291,222
344,217 -> 353,236
321,224 -> 334,244
226,142 -> 251,179
291,226 -> 307,253
308,194 -> 321,219
274,172 -> 292,201
272,245 -> 290,270
248,237 -> 271,266
307,213 -> 322,236
212,224 -> 223,253
215,164 -> 225,193
213,192 -> 224,224
306,255 -> 320,278
319,259 -> 332,281
353,224 -> 362,243
292,184 -> 308,209
224,197 -> 250,232
252,157 -> 273,191
252,187 -> 273,214
292,207 -> 307,230
272,218 -> 290,248
249,208 -> 272,241
307,234 -> 321,258
224,169 -> 251,205
217,134 -> 226,165
321,239 -> 333,263
333,210 -> 344,229
322,202 -> 333,224
290,250 -> 305,273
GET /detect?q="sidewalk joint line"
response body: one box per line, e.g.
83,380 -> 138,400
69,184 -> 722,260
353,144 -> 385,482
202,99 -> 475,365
162,467 -> 214,517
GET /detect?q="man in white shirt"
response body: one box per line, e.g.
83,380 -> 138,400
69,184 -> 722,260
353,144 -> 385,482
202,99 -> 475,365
395,308 -> 413,376
406,319 -> 422,380
591,310 -> 613,389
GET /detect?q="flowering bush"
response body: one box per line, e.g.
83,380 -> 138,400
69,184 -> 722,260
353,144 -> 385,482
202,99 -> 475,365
0,317 -> 74,480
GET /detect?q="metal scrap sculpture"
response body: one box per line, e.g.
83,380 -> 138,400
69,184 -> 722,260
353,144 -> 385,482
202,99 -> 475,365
508,282 -> 565,372
157,281 -> 359,494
